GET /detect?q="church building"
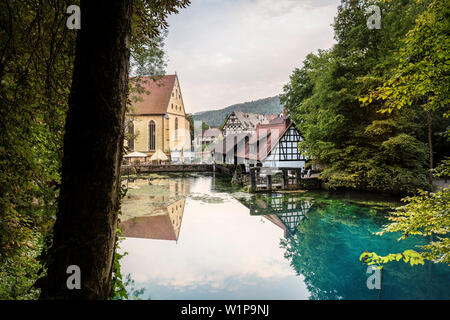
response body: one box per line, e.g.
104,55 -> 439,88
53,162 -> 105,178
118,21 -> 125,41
126,74 -> 191,157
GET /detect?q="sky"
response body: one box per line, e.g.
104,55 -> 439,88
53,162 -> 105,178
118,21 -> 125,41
165,0 -> 341,114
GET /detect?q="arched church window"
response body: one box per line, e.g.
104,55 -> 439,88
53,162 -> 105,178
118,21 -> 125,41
148,120 -> 156,150
127,121 -> 134,151
175,117 -> 178,140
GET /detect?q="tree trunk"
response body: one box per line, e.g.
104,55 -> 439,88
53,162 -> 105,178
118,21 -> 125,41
427,110 -> 433,188
41,0 -> 133,299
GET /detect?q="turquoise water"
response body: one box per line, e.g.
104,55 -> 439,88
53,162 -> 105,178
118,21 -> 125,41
119,173 -> 449,300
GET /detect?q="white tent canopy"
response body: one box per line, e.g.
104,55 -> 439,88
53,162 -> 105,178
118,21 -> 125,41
149,149 -> 168,161
124,151 -> 148,158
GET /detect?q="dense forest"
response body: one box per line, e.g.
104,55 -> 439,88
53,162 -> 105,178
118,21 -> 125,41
281,0 -> 449,195
193,95 -> 282,127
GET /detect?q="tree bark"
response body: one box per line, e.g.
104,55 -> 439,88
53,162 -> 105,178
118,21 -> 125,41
427,110 -> 433,188
41,0 -> 133,299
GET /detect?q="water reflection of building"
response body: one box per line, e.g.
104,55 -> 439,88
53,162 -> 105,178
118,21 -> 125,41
121,198 -> 186,241
242,194 -> 312,238
168,178 -> 190,196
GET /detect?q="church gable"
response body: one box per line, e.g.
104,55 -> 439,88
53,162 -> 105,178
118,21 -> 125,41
167,76 -> 185,116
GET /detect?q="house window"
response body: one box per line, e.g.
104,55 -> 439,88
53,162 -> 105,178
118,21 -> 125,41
127,121 -> 134,151
175,117 -> 178,140
148,120 -> 156,150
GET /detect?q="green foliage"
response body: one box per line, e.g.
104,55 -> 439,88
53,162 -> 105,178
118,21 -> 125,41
110,228 -> 129,300
110,178 -> 129,299
194,96 -> 283,127
0,1 -> 73,291
360,250 -> 425,268
110,183 -> 147,300
364,188 -> 450,265
110,230 -> 146,300
359,0 -> 450,268
131,30 -> 167,77
185,113 -> 195,143
280,0 -> 443,194
363,0 -> 450,113
218,113 -> 229,131
433,157 -> 450,177
202,121 -> 210,131
0,231 -> 45,299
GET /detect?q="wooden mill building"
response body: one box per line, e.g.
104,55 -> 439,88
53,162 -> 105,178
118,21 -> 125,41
213,113 -> 306,170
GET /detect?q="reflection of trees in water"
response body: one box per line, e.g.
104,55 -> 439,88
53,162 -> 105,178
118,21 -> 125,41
121,273 -> 150,300
280,201 -> 366,300
279,200 -> 443,300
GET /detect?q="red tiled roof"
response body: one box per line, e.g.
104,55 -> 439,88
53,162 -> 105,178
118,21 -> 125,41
212,118 -> 293,161
268,115 -> 288,125
263,214 -> 288,237
120,214 -> 177,240
247,119 -> 292,161
129,75 -> 176,115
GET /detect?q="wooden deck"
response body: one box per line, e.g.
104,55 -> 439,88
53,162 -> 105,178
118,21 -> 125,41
120,163 -> 233,175
249,167 -> 321,192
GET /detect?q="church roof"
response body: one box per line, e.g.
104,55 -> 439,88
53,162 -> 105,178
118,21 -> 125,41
129,75 -> 177,115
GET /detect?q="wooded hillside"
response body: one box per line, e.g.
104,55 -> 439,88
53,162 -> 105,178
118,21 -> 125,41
193,96 -> 282,127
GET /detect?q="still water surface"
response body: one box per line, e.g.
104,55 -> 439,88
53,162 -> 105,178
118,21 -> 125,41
119,173 -> 449,300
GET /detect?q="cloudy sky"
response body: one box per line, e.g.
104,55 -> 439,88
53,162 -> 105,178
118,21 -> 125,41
165,0 -> 341,113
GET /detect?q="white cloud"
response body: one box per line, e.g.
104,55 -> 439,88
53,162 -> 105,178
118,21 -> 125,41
165,0 -> 340,112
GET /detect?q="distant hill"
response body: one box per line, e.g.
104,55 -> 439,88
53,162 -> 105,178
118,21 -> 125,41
192,96 -> 283,127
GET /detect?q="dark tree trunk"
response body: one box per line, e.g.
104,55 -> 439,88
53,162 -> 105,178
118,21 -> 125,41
41,0 -> 133,299
427,110 -> 433,187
